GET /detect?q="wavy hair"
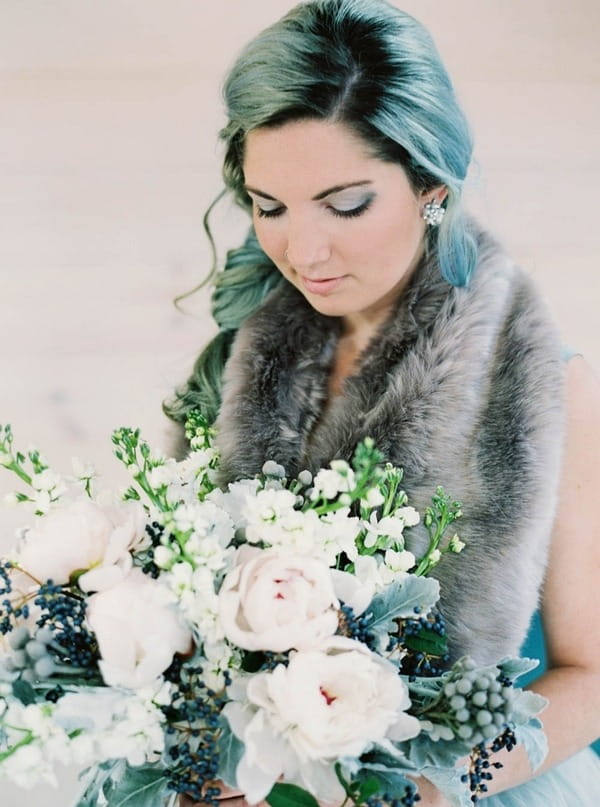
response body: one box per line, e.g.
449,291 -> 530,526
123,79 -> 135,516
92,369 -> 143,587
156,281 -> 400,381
166,0 -> 476,426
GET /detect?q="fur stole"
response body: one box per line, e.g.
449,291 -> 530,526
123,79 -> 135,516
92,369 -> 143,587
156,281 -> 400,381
215,225 -> 566,663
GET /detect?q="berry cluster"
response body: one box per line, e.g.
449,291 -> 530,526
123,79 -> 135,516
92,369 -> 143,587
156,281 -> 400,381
162,661 -> 231,806
0,561 -> 30,635
397,607 -> 450,678
462,727 -> 516,803
139,521 -> 165,579
366,784 -> 421,807
3,624 -> 59,682
338,602 -> 374,645
439,660 -> 514,745
34,581 -> 99,675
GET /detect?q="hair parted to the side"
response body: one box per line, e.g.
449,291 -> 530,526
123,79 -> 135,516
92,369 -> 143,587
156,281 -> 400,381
165,0 -> 476,427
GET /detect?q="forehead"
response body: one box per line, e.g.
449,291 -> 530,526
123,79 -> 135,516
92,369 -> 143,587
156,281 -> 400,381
242,119 -> 388,194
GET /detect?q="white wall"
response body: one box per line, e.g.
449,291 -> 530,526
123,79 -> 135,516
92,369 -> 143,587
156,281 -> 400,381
0,2 -> 598,804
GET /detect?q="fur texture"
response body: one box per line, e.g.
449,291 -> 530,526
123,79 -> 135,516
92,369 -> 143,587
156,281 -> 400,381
214,224 -> 566,663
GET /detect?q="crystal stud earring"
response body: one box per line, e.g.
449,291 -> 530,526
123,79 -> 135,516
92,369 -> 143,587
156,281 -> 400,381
422,199 -> 445,227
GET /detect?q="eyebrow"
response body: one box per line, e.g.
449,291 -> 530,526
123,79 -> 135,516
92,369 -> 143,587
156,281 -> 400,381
244,180 -> 373,201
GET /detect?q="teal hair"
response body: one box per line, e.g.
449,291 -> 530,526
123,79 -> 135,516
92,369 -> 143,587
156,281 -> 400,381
166,0 -> 476,426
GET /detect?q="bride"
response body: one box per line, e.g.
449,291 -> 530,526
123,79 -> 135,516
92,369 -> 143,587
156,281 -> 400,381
168,1 -> 600,804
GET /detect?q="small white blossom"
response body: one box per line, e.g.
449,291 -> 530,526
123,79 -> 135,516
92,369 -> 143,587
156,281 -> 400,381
361,487 -> 385,508
71,457 -> 96,480
310,464 -> 356,501
32,490 -> 52,514
314,508 -> 362,564
395,505 -> 420,528
154,545 -> 177,569
208,478 -> 261,528
449,534 -> 465,553
384,548 -> 416,573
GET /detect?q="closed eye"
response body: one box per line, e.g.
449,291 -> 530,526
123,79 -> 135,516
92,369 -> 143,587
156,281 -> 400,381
255,197 -> 373,220
330,198 -> 373,219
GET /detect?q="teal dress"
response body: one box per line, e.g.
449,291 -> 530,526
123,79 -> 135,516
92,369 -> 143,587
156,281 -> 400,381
485,348 -> 600,804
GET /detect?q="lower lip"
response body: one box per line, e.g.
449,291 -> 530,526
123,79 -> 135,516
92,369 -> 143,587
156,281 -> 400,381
301,276 -> 345,295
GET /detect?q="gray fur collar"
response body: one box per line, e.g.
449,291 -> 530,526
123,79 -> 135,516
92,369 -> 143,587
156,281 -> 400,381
216,225 -> 566,663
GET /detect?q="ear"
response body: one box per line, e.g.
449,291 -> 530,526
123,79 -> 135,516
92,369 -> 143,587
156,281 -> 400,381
419,185 -> 448,206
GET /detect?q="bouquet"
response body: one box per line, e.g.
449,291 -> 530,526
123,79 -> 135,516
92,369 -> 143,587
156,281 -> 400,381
0,415 -> 548,807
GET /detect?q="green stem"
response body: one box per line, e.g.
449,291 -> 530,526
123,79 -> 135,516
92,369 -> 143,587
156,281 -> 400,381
0,728 -> 34,763
1,459 -> 33,487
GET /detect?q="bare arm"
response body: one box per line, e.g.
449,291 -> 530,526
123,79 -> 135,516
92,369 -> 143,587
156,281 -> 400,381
414,357 -> 600,805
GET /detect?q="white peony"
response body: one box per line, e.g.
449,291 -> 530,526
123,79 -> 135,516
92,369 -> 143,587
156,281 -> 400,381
86,568 -> 192,689
218,549 -> 339,652
16,497 -> 147,592
224,637 -> 420,804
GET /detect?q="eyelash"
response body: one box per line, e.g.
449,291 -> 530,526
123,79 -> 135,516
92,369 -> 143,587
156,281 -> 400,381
255,198 -> 373,220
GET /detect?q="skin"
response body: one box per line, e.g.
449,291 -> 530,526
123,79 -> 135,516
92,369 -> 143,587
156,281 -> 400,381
186,120 -> 600,806
243,120 -> 446,394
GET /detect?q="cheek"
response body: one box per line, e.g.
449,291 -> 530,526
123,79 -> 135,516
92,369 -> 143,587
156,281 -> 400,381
253,218 -> 285,262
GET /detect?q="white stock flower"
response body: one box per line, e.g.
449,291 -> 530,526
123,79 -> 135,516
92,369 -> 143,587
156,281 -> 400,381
202,640 -> 242,690
361,487 -> 385,508
31,469 -> 64,494
53,687 -> 167,767
218,549 -> 339,652
16,497 -> 147,591
242,488 -> 298,544
208,479 -> 261,528
71,457 -> 96,480
395,506 -> 420,528
86,568 -> 192,689
384,548 -> 416,574
224,637 -> 420,804
169,565 -> 222,642
0,700 -> 72,788
310,463 -> 355,501
363,509 -> 416,550
313,507 -> 361,564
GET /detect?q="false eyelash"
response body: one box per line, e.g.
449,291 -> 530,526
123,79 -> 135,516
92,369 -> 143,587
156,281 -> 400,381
255,198 -> 374,220
256,206 -> 285,218
330,198 -> 374,219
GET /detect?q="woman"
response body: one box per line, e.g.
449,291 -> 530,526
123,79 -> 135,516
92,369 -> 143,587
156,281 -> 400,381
168,0 -> 600,804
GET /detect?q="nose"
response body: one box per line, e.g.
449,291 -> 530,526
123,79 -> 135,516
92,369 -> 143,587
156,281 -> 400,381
285,218 -> 331,269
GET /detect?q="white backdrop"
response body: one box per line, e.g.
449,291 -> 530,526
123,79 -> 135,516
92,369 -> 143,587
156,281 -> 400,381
0,1 -> 599,804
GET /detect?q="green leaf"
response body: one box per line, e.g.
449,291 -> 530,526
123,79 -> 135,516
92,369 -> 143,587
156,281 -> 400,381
217,719 -> 245,787
509,689 -> 548,724
12,678 -> 37,705
397,733 -> 470,770
73,761 -> 123,807
356,775 -> 381,800
403,626 -> 448,657
497,657 -> 539,681
354,766 -> 414,801
419,765 -> 472,807
102,765 -> 169,807
364,577 -> 440,651
266,782 -> 320,807
515,718 -> 549,772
